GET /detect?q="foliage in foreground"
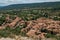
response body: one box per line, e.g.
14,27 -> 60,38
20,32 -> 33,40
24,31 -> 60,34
0,25 -> 26,38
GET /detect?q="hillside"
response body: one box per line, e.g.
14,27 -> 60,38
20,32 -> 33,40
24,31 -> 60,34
0,1 -> 60,40
0,2 -> 60,10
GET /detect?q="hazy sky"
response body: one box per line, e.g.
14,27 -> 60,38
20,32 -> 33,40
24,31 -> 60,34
0,0 -> 60,6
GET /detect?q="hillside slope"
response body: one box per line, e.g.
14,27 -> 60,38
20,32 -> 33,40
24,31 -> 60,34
0,2 -> 60,10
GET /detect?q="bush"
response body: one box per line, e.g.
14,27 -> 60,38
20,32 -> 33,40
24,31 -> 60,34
45,33 -> 56,38
56,36 -> 60,40
53,16 -> 60,21
42,13 -> 49,18
0,15 -> 6,25
0,29 -> 10,37
53,16 -> 58,20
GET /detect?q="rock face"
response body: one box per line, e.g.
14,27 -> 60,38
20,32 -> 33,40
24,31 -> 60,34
21,18 -> 60,39
0,15 -> 23,29
0,14 -> 60,39
8,17 -> 20,27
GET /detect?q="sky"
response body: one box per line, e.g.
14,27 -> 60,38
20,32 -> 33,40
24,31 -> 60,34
0,0 -> 60,6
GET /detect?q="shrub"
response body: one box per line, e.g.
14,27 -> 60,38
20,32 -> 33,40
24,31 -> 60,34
53,16 -> 60,21
0,29 -> 10,37
42,13 -> 49,18
53,16 -> 58,20
45,33 -> 56,38
0,15 -> 6,25
56,36 -> 60,40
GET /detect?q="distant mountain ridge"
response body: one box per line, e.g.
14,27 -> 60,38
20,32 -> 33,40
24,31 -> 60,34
0,2 -> 60,10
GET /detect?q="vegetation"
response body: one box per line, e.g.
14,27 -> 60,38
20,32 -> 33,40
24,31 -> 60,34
0,2 -> 60,10
0,2 -> 60,40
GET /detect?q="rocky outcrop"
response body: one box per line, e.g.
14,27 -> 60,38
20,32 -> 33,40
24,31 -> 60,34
21,18 -> 60,39
0,14 -> 60,39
